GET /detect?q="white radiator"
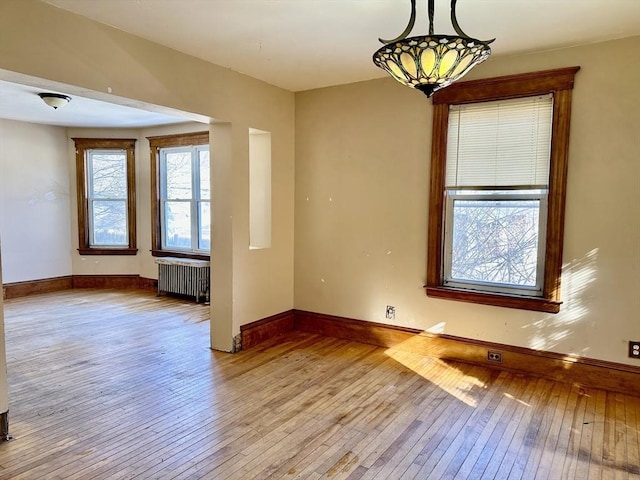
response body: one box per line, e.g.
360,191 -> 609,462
156,257 -> 210,303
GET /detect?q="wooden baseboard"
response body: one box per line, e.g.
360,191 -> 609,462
138,277 -> 157,291
240,310 -> 295,350
294,310 -> 640,397
294,310 -> 420,348
0,411 -> 9,442
2,276 -> 73,299
73,275 -> 145,289
240,309 -> 639,396
4,277 -> 638,396
3,275 -> 157,299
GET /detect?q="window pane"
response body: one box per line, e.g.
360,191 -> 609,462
165,152 -> 192,199
164,201 -> 191,248
450,199 -> 540,287
90,153 -> 127,198
199,150 -> 210,200
91,200 -> 127,245
199,201 -> 210,251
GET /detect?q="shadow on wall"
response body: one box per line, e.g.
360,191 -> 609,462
522,248 -> 599,356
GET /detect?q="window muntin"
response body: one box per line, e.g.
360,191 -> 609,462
159,145 -> 210,253
73,138 -> 137,255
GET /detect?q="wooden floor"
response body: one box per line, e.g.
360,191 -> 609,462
0,290 -> 638,479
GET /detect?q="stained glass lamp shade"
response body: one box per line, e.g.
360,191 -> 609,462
373,0 -> 494,97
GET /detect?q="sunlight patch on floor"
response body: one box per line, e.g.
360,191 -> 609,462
384,348 -> 485,407
503,392 -> 531,407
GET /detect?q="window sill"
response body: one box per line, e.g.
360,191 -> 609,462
78,248 -> 138,256
151,250 -> 210,261
425,286 -> 561,313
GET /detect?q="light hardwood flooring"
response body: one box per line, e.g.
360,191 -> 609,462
0,289 -> 638,479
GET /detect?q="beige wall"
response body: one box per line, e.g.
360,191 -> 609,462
295,36 -> 640,365
0,0 -> 296,351
0,119 -> 72,283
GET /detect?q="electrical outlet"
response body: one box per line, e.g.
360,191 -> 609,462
487,351 -> 503,363
385,305 -> 395,320
629,341 -> 640,359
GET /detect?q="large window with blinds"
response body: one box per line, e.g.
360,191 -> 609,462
426,67 -> 579,313
443,95 -> 552,297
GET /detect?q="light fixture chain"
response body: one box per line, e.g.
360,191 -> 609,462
450,0 -> 469,38
450,0 -> 496,44
378,0 -> 417,44
428,0 -> 435,35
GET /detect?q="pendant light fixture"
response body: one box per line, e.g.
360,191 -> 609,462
373,0 -> 494,97
38,93 -> 72,109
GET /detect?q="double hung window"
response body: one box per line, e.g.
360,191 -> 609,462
426,67 -> 579,313
73,138 -> 137,255
159,145 -> 210,252
443,96 -> 552,297
148,131 -> 210,259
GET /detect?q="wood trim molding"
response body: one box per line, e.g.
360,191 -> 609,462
241,309 -> 640,395
240,310 -> 295,350
4,275 -> 158,299
72,138 -> 137,254
426,103 -> 449,288
426,66 -> 580,312
0,411 -> 9,442
3,276 -> 73,299
294,310 -> 420,348
72,275 -> 151,289
293,310 -> 639,397
77,248 -> 138,256
151,250 -> 210,261
544,88 -> 573,302
138,277 -> 157,291
4,276 -> 635,396
432,66 -> 581,105
425,286 -> 561,314
146,131 -> 209,148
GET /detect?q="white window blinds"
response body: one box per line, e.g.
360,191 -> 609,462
445,95 -> 553,188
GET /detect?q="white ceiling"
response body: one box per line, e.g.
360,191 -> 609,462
43,0 -> 640,92
1,0 -> 639,129
0,80 -> 193,128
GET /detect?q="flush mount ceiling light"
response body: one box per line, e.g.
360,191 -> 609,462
38,93 -> 72,109
373,0 -> 494,97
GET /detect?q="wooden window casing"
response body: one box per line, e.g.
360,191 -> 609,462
425,67 -> 580,313
147,131 -> 210,260
73,138 -> 137,255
